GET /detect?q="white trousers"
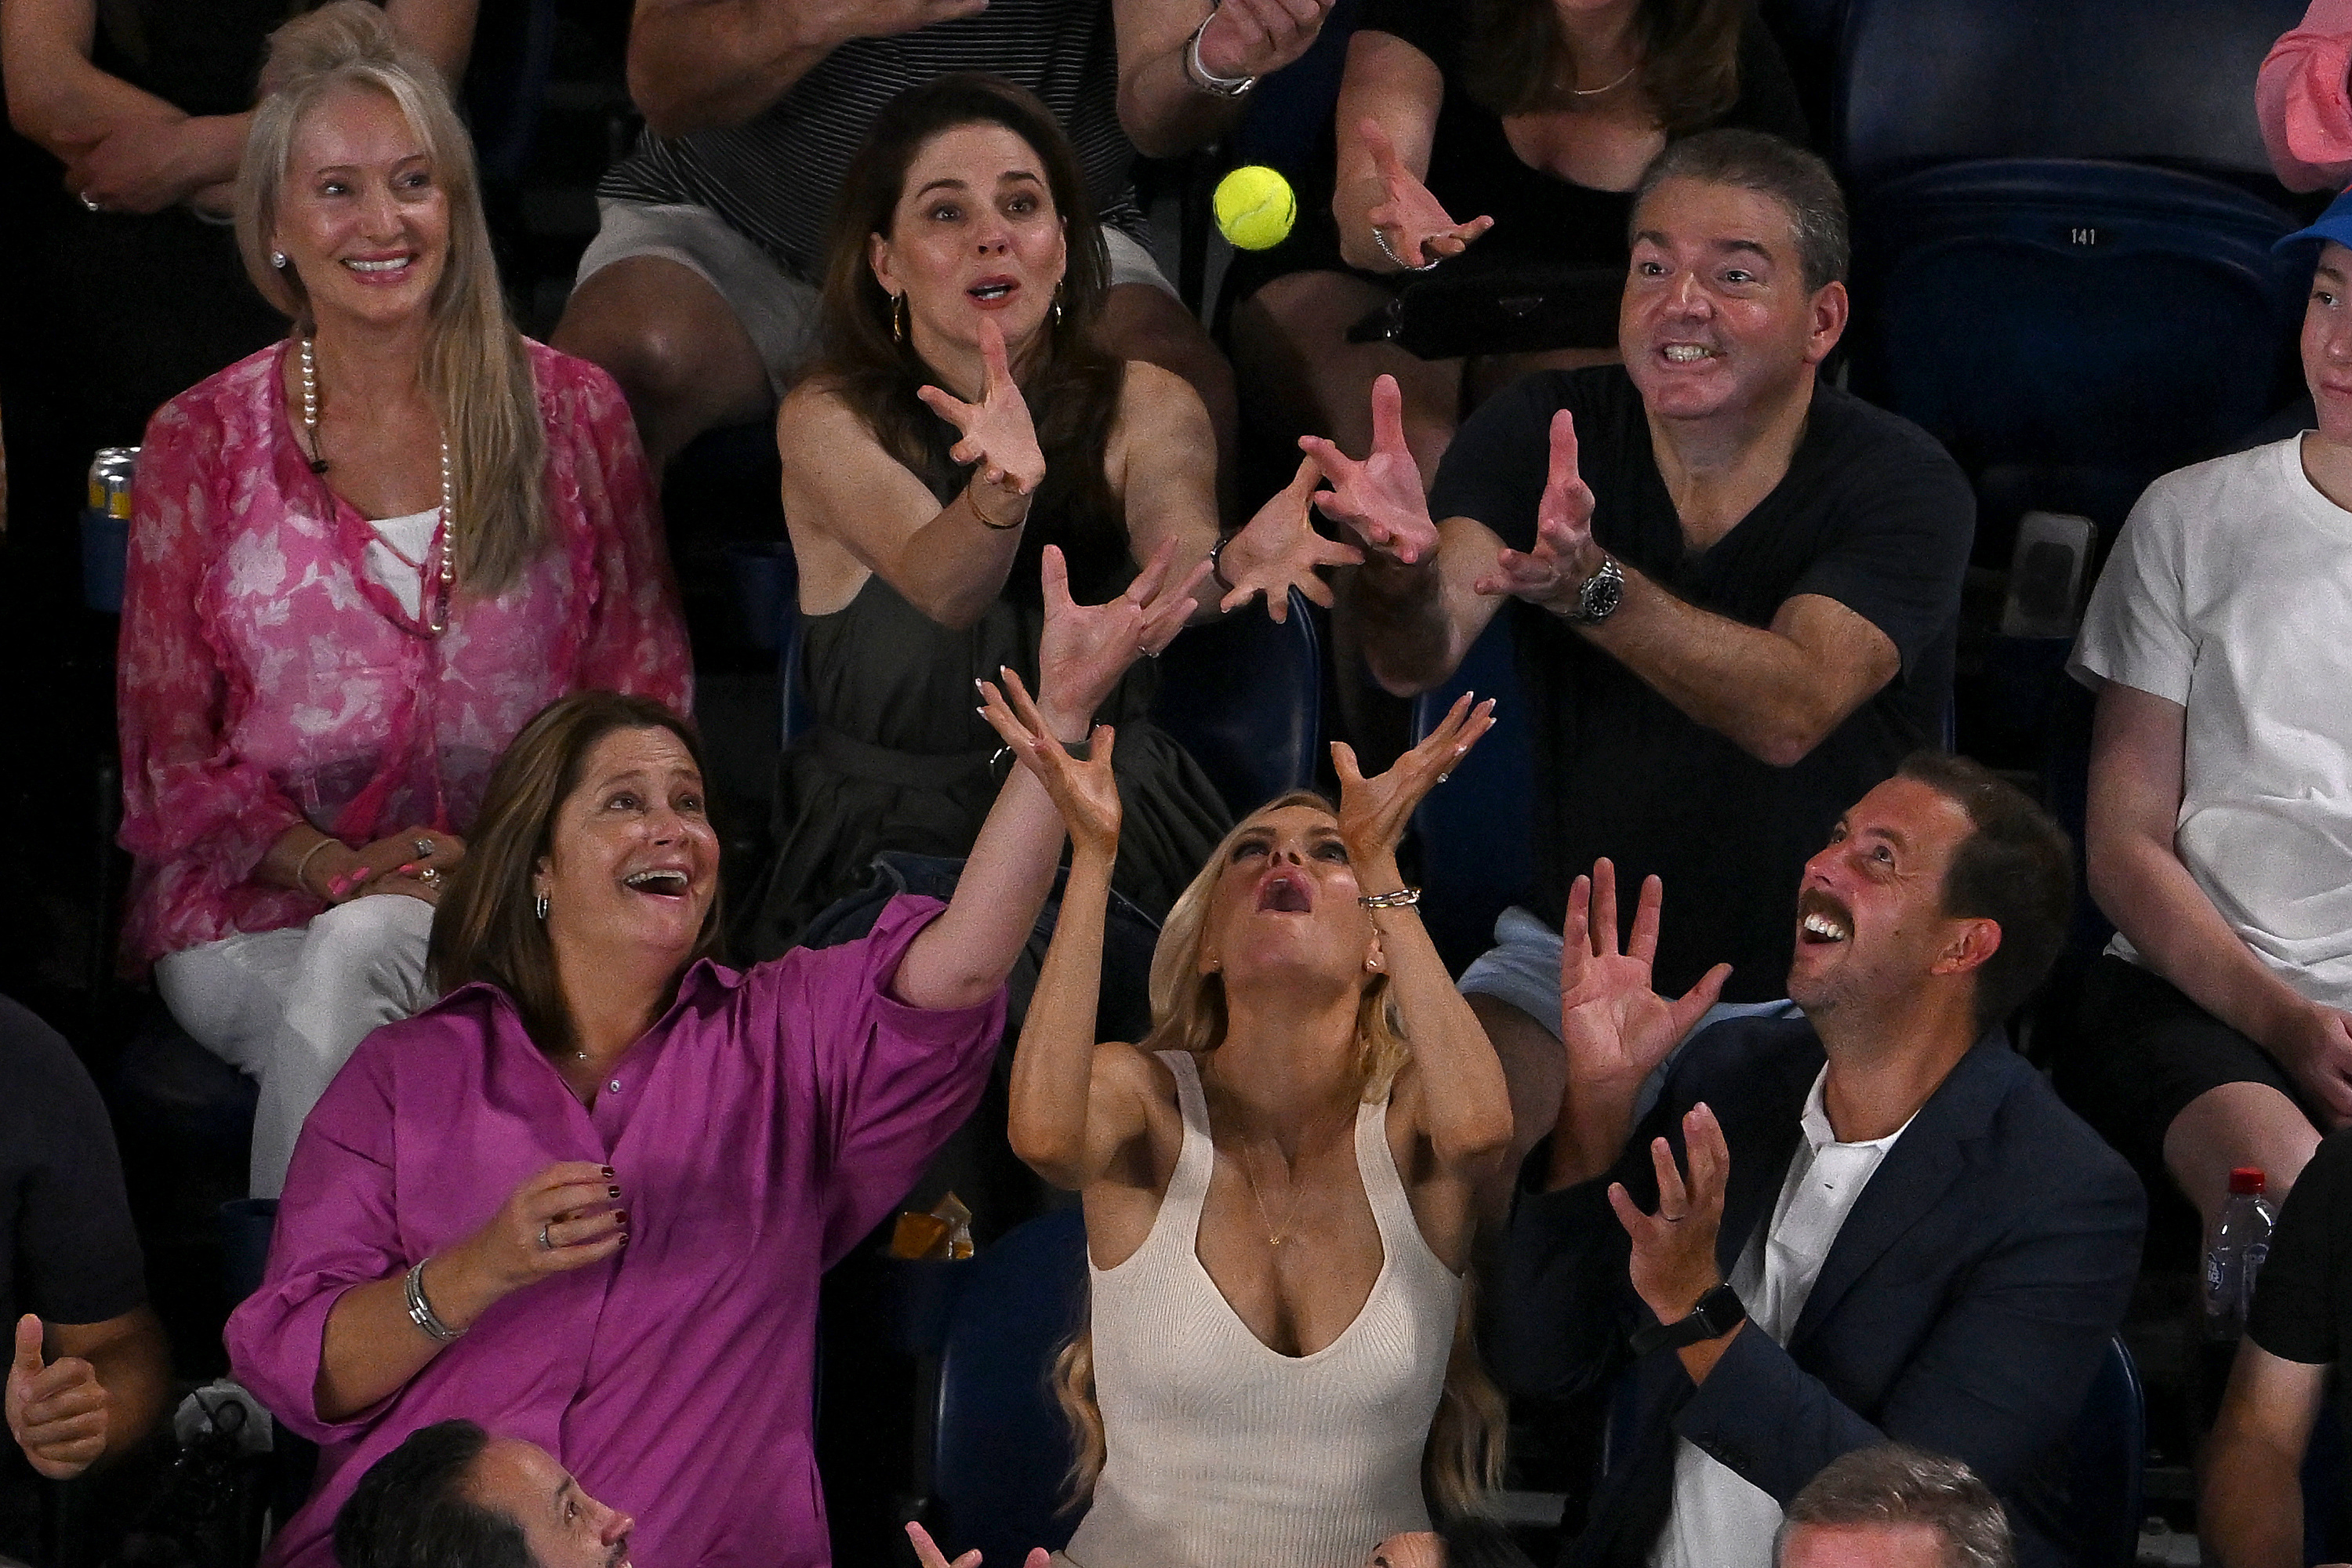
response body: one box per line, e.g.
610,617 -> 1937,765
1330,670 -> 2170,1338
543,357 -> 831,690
154,894 -> 435,1200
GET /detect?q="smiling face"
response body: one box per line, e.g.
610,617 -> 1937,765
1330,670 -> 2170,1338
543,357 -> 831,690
532,726 -> 718,977
1620,176 -> 1845,426
1786,776 -> 1990,1021
270,83 -> 448,334
467,1438 -> 633,1568
1197,804 -> 1382,989
2305,241 -> 2352,446
868,120 -> 1067,364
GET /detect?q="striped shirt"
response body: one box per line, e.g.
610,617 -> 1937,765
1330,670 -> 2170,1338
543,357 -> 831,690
600,0 -> 1148,280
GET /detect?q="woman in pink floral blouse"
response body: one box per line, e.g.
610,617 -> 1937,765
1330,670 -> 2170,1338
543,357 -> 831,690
115,2 -> 690,1199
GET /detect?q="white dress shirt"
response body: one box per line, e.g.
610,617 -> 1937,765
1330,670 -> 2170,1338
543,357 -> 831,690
1649,1067 -> 1915,1568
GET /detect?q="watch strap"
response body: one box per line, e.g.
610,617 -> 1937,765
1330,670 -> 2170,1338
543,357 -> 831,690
1627,1283 -> 1745,1356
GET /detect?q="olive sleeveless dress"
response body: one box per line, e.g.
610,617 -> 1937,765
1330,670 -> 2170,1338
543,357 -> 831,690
742,567 -> 1232,959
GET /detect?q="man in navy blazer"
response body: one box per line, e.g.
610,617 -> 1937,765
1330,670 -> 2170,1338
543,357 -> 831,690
1490,752 -> 2145,1568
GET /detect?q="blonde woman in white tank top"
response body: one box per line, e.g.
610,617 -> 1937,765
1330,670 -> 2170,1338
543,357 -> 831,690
978,674 -> 1513,1568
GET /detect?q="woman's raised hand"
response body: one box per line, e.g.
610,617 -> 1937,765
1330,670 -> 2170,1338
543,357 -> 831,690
1214,455 -> 1365,623
905,1521 -> 1052,1568
979,668 -> 1121,862
916,315 -> 1045,528
1033,541 -> 1208,735
1301,375 -> 1440,565
1332,691 -> 1495,862
444,1162 -> 626,1307
1363,118 -> 1494,270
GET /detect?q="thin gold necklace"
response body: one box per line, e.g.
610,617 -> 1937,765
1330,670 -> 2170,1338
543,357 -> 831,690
1571,62 -> 1637,96
1236,1142 -> 1306,1250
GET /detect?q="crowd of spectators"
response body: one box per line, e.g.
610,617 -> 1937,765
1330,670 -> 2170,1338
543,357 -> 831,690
2,1 -> 2351,1566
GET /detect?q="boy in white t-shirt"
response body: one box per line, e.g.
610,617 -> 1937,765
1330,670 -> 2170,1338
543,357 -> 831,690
2059,191 -> 2352,1227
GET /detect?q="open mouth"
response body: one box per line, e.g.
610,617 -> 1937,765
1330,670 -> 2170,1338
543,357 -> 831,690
1255,871 -> 1312,914
968,278 -> 1016,303
1796,890 -> 1851,946
622,868 -> 691,898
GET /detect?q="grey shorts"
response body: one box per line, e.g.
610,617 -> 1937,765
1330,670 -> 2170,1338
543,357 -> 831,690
576,198 -> 1179,398
1460,905 -> 1799,1117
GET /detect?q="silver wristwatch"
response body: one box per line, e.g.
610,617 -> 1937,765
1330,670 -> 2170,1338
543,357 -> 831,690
1563,554 -> 1625,623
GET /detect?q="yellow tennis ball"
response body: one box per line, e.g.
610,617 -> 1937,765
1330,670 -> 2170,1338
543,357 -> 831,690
1214,165 -> 1298,251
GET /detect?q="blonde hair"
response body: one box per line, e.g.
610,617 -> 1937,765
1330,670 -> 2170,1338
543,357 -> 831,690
1052,792 -> 1507,1519
235,0 -> 547,597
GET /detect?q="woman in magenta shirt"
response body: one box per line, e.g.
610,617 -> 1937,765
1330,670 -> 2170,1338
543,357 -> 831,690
227,536 -> 1198,1568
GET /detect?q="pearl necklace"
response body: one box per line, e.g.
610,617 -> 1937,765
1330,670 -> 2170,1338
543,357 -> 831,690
300,335 -> 457,635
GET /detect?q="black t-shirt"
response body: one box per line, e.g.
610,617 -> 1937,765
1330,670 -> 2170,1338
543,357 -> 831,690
1428,367 -> 1973,999
0,995 -> 146,1335
2249,1128 -> 2352,1372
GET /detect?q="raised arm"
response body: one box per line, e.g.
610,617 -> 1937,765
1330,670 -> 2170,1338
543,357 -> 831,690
782,319 -> 1045,630
625,0 -> 983,139
2087,679 -> 2352,1126
1334,697 -> 1509,1179
2258,0 -> 2352,193
1112,0 -> 1338,159
1310,376 -> 1507,693
891,546 -> 1207,1010
1478,410 -> 1902,768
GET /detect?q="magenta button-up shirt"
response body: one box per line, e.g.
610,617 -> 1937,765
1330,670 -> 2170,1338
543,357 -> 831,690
226,896 -> 1003,1568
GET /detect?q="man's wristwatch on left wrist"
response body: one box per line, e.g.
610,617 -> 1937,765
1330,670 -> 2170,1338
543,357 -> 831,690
1559,553 -> 1624,624
1627,1283 -> 1745,1356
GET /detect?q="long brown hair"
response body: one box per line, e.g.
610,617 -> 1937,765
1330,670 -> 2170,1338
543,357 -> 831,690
1051,793 -> 1508,1518
237,0 -> 548,597
1462,0 -> 1744,129
428,692 -> 723,1057
808,73 -> 1131,606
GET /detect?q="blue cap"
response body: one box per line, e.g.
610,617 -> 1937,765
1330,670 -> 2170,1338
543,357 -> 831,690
2276,187 -> 2352,254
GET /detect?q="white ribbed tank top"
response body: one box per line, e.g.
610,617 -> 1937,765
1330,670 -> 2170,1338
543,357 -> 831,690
1059,1051 -> 1462,1568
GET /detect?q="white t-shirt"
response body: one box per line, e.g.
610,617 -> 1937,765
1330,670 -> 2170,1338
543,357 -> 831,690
362,506 -> 441,621
2068,436 -> 2352,1011
1650,1069 -> 1912,1568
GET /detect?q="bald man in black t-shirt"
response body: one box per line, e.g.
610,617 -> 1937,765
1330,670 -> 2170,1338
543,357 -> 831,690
1316,130 -> 1972,1189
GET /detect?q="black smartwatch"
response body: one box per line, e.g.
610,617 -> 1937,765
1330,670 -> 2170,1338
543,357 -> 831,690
1628,1283 -> 1747,1356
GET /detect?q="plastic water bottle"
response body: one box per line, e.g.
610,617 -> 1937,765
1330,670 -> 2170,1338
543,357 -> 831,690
2203,1166 -> 2278,1341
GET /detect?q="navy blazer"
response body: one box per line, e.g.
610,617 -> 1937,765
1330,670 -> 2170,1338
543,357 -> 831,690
1490,1018 -> 2146,1568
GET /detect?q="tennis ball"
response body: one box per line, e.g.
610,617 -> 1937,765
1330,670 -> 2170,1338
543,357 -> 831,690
1214,165 -> 1298,252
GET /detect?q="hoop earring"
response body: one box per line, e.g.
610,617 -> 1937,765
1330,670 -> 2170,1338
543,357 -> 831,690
270,251 -> 289,270
535,893 -> 550,921
891,292 -> 908,343
1051,286 -> 1065,328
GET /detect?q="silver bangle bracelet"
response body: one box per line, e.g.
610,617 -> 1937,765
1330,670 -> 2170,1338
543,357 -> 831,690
1359,886 -> 1423,909
404,1260 -> 464,1342
1372,227 -> 1439,274
1185,13 -> 1256,96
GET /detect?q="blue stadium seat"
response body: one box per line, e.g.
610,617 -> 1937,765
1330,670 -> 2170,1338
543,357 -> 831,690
1847,159 -> 2304,557
927,1206 -> 1089,1563
1406,613 -> 1532,975
1152,589 -> 1324,816
1837,0 -> 2309,191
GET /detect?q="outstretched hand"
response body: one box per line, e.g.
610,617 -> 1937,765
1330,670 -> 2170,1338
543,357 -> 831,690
979,667 -> 1121,861
1301,375 -> 1439,565
1215,455 -> 1365,622
1034,542 -> 1208,734
1609,1102 -> 1731,1330
1475,408 -> 1606,609
1332,691 -> 1494,865
1363,118 -> 1494,270
1194,0 -> 1339,82
1558,859 -> 1730,1094
906,1520 -> 1052,1568
7,1315 -> 108,1479
917,316 -> 1045,526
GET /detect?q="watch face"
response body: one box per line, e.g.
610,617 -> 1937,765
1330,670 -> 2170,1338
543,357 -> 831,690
1581,563 -> 1624,621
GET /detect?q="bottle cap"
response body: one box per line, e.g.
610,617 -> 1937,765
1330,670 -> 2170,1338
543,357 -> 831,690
2228,1167 -> 2266,1195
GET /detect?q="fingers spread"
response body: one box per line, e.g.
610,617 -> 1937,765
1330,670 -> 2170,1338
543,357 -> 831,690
1628,873 -> 1664,964
1592,858 -> 1621,957
1370,374 -> 1407,455
1666,963 -> 1734,1041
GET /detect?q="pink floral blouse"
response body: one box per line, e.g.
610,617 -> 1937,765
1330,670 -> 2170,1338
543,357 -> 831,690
117,339 -> 693,971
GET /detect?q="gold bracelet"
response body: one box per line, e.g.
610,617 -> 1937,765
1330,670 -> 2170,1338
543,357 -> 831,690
292,835 -> 336,898
967,481 -> 1024,532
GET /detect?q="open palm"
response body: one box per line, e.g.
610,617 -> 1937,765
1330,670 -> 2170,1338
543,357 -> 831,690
1559,859 -> 1730,1092
1033,543 -> 1207,731
1302,375 -> 1439,564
